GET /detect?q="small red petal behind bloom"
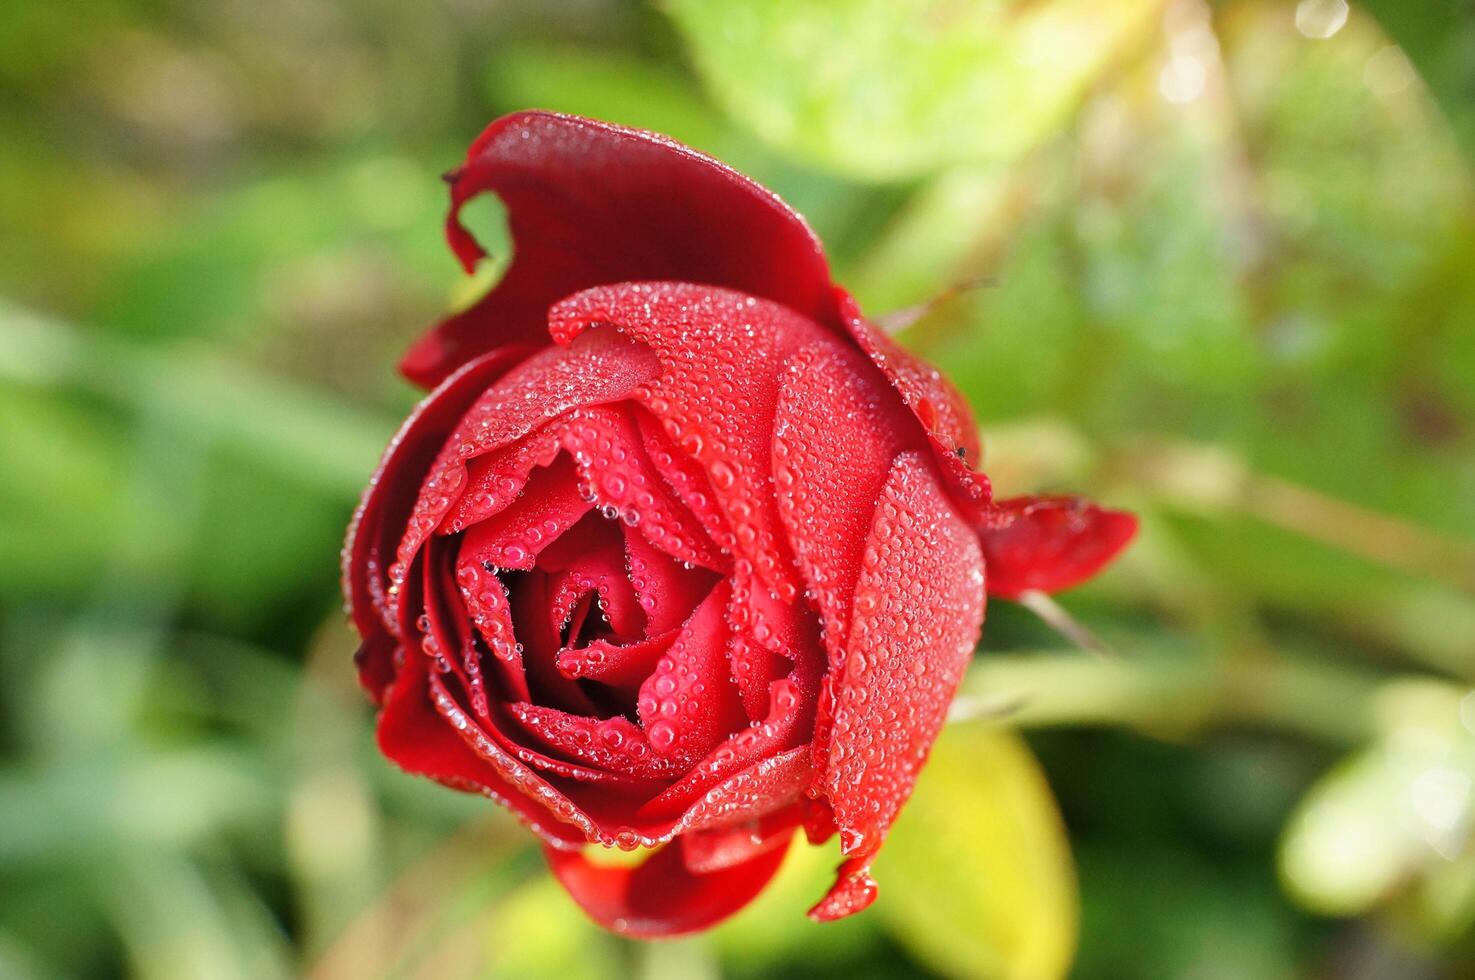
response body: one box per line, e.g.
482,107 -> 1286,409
981,495 -> 1139,600
679,805 -> 803,874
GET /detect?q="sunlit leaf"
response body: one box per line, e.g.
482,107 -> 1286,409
1280,680 -> 1475,936
484,876 -> 623,980
665,0 -> 1163,180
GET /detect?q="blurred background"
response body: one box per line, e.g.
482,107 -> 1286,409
3,0 -> 1475,977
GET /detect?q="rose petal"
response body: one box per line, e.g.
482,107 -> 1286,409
423,535 -> 492,719
351,635 -> 398,706
403,111 -> 837,387
655,744 -> 814,839
624,521 -> 720,635
389,330 -> 659,621
438,423 -> 563,534
640,665 -> 818,822
725,633 -> 788,725
679,804 -> 803,874
636,582 -> 747,763
457,454 -> 591,571
772,339 -> 923,671
344,347 -> 529,700
426,668 -> 659,804
836,290 -> 991,521
551,282 -> 835,601
376,648 -> 587,850
812,452 -> 986,919
807,857 -> 878,922
641,578 -> 823,821
541,516 -> 647,641
560,406 -> 726,572
635,407 -> 735,558
544,832 -> 793,938
981,495 -> 1139,599
724,550 -> 825,723
505,703 -> 678,781
801,796 -> 838,845
455,559 -> 530,703
419,551 -> 652,791
509,571 -> 601,717
556,631 -> 676,701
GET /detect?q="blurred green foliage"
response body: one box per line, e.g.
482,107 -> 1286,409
2,0 -> 1475,978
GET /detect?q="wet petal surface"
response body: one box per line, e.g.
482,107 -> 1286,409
812,452 -> 986,920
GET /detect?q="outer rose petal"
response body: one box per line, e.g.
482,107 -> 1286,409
772,339 -> 923,670
834,290 -> 991,521
544,832 -> 794,938
812,452 -> 986,921
377,647 -> 587,850
344,346 -> 531,700
403,111 -> 838,387
982,495 -> 1139,600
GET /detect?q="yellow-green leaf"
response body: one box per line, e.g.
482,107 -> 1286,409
873,725 -> 1078,980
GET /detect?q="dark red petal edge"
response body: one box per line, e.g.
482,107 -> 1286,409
834,288 -> 991,521
378,646 -> 588,850
402,110 -> 840,388
343,346 -> 533,702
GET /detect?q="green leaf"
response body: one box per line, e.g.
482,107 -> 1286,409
1357,0 -> 1475,164
665,0 -> 1163,181
483,44 -> 730,155
1280,680 -> 1475,936
873,725 -> 1078,980
482,876 -> 623,980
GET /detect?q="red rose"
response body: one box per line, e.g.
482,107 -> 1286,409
344,111 -> 1135,937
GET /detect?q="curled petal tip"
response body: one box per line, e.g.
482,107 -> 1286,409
807,859 -> 879,923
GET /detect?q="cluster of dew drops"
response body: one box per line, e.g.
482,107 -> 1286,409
360,295 -> 984,854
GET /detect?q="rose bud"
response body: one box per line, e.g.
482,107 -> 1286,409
343,111 -> 1136,937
